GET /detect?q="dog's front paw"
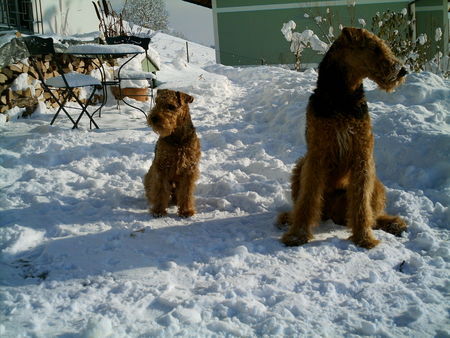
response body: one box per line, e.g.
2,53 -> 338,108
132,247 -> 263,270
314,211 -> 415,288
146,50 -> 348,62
348,235 -> 380,249
151,208 -> 167,218
281,231 -> 312,247
178,209 -> 195,218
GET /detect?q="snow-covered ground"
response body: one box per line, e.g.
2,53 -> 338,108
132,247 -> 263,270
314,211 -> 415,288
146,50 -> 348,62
0,32 -> 449,337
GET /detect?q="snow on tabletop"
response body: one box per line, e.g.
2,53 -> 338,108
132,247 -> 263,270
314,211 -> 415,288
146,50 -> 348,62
147,45 -> 161,70
65,43 -> 144,55
0,31 -> 449,338
45,72 -> 101,88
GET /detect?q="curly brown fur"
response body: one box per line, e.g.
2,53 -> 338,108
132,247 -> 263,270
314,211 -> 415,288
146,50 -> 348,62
279,27 -> 407,248
144,89 -> 201,217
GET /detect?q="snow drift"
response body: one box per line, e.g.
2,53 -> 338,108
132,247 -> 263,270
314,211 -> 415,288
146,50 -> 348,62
0,31 -> 449,337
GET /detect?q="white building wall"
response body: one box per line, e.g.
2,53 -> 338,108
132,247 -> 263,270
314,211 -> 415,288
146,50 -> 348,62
37,0 -> 99,35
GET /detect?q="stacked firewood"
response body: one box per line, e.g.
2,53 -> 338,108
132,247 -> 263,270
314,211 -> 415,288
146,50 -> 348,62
0,54 -> 105,117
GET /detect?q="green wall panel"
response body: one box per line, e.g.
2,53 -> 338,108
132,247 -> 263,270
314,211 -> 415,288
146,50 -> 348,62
215,0 -> 411,9
217,0 -> 313,9
217,2 -> 409,66
415,0 -> 446,6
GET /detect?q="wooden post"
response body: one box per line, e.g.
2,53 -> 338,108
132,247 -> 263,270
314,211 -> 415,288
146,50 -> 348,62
186,42 -> 190,63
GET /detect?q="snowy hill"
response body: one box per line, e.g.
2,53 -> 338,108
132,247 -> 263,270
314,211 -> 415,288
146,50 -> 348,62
0,32 -> 449,337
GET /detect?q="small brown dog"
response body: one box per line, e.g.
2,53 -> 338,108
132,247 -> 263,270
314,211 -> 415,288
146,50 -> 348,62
144,89 -> 201,217
278,27 -> 408,248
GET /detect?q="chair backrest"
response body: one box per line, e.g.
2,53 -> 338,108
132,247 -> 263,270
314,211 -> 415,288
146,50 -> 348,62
106,35 -> 150,51
23,36 -> 56,56
22,36 -> 58,83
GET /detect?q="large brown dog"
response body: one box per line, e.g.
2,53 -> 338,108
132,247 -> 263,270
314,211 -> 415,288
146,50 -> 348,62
278,27 -> 408,248
144,89 -> 200,217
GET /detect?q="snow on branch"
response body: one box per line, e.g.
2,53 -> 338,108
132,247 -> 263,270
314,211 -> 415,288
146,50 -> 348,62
281,20 -> 329,71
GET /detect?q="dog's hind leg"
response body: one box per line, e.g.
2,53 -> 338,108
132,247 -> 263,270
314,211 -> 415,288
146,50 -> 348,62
276,157 -> 305,229
281,155 -> 325,246
371,178 -> 407,236
276,211 -> 291,229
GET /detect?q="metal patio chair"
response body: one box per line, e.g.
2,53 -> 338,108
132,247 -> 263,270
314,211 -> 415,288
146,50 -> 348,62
23,36 -> 101,129
106,35 -> 157,116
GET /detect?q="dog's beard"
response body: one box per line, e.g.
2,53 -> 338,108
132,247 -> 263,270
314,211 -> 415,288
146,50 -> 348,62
372,64 -> 407,92
151,124 -> 175,138
155,129 -> 171,137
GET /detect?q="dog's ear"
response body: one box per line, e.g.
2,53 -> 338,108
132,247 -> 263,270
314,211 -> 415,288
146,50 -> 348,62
341,27 -> 365,45
185,94 -> 194,103
341,27 -> 355,42
176,91 -> 194,105
156,89 -> 169,98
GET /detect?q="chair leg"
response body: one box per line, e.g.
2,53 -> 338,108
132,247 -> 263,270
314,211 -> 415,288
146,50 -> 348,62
84,91 -> 100,129
50,106 -> 63,125
99,84 -> 105,118
118,83 -> 148,118
150,86 -> 155,109
49,91 -> 78,127
70,89 -> 99,129
115,53 -> 148,118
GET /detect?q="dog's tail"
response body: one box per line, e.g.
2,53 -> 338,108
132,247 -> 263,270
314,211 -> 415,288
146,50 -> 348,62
374,215 -> 407,237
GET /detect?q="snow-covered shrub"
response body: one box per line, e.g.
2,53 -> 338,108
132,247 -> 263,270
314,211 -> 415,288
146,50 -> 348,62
301,5 -> 367,46
122,0 -> 169,31
283,5 -> 369,70
93,0 -> 168,40
281,20 -> 328,71
371,10 -> 426,73
93,0 -> 127,39
371,10 -> 448,77
282,7 -> 448,77
423,29 -> 449,78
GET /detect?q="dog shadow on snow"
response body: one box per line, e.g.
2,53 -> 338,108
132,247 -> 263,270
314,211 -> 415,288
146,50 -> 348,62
1,207 -> 353,286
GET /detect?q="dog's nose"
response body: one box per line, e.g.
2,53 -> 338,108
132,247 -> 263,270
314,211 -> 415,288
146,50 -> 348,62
398,67 -> 407,78
150,115 -> 159,124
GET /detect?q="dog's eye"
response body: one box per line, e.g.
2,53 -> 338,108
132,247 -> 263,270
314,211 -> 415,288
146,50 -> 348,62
167,104 -> 176,110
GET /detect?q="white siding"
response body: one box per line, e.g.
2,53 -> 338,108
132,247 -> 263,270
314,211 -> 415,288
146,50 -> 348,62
39,0 -> 99,35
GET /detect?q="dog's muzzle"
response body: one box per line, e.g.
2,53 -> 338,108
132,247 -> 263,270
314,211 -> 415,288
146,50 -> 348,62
150,115 -> 160,125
